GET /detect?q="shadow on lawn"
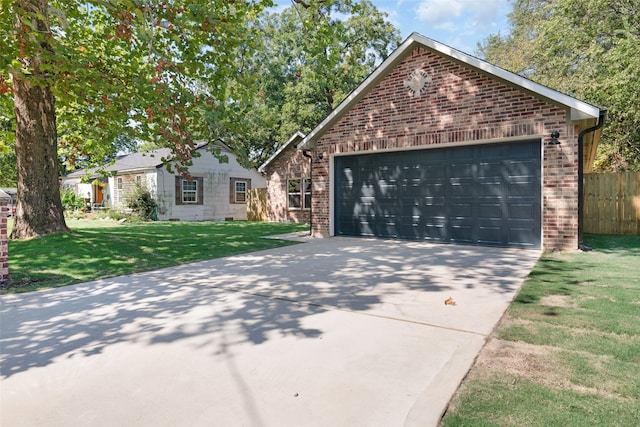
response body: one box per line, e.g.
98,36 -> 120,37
0,237 -> 539,379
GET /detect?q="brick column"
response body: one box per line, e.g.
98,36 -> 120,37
0,200 -> 8,284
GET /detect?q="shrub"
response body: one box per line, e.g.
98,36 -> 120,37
61,188 -> 85,212
125,183 -> 157,220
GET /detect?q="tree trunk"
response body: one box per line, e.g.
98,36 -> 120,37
10,73 -> 69,239
10,0 -> 69,239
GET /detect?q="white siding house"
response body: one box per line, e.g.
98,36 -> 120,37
61,143 -> 265,221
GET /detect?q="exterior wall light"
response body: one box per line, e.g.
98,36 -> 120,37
549,130 -> 561,145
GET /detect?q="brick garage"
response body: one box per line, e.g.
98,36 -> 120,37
270,34 -> 604,251
259,132 -> 311,224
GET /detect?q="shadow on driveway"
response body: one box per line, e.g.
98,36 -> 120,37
1,237 -> 539,426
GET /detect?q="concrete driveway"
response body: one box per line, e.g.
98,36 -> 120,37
1,236 -> 539,426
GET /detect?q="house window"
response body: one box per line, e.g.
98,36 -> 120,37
136,175 -> 142,185
182,180 -> 197,203
115,177 -> 123,205
229,177 -> 251,204
288,178 -> 311,210
235,181 -> 247,203
175,176 -> 204,205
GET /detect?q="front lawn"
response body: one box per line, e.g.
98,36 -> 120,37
2,219 -> 309,294
441,234 -> 640,426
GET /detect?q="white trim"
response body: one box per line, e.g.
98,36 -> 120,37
329,154 -> 335,237
258,131 -> 307,174
181,179 -> 198,204
330,135 -> 541,158
234,180 -> 248,203
298,32 -> 601,150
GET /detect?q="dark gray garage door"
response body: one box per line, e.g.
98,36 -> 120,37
334,140 -> 541,248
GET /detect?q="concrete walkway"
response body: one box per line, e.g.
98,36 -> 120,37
0,237 -> 540,426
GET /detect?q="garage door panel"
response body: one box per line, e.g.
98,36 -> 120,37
506,141 -> 539,158
450,223 -> 474,243
509,203 -> 537,219
354,216 -> 374,236
509,227 -> 536,246
478,225 -> 503,245
505,158 -> 538,175
423,184 -> 446,197
422,204 -> 447,217
478,182 -> 504,196
509,181 -> 537,197
449,201 -> 473,218
424,223 -> 447,241
479,203 -> 503,219
424,164 -> 447,178
334,140 -> 541,248
478,161 -> 504,176
450,181 -> 475,197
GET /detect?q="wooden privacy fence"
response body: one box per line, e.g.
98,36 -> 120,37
584,172 -> 640,235
247,188 -> 267,221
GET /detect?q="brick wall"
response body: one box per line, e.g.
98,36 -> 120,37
0,200 -> 8,283
264,145 -> 311,224
112,173 -> 145,208
310,46 -> 580,251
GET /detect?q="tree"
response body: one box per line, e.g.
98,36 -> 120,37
0,150 -> 17,187
222,0 -> 401,166
478,0 -> 640,171
0,82 -> 16,187
1,0 -> 272,239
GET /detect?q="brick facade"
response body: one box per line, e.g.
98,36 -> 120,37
112,173 -> 146,208
309,46 -> 584,251
1,200 -> 8,283
263,144 -> 311,224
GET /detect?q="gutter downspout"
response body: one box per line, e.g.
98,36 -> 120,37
577,110 -> 607,251
302,150 -> 313,236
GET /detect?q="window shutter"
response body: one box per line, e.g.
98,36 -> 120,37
175,177 -> 182,205
197,177 -> 204,205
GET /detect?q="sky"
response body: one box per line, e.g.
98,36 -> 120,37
273,0 -> 514,56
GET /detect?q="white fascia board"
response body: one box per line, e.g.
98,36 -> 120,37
298,33 -> 601,150
417,34 -> 601,121
297,37 -> 413,150
258,131 -> 307,173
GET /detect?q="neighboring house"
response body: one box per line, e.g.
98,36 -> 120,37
258,131 -> 311,224
0,188 -> 17,217
62,143 -> 265,221
263,33 -> 605,251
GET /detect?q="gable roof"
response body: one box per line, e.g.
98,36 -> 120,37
0,188 -> 17,199
64,148 -> 172,179
299,32 -> 602,150
258,131 -> 307,174
64,141 -> 225,179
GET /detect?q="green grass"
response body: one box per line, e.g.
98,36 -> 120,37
3,219 -> 309,294
441,234 -> 640,426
